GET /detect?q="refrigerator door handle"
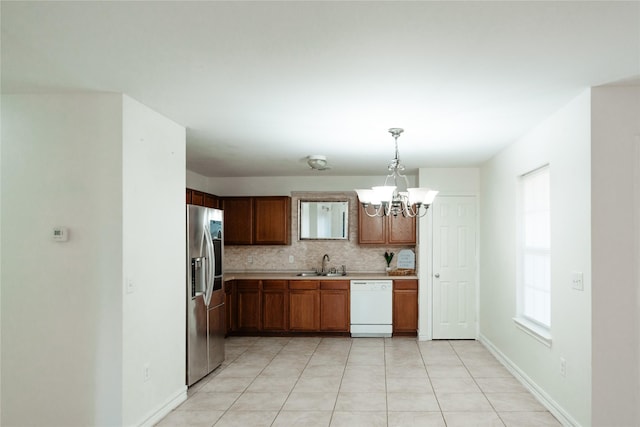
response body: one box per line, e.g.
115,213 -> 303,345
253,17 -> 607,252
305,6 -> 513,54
203,224 -> 215,307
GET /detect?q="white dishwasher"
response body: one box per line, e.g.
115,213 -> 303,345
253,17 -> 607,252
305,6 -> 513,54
350,280 -> 393,337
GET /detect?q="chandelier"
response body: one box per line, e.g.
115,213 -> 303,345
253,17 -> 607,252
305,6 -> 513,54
355,128 -> 438,218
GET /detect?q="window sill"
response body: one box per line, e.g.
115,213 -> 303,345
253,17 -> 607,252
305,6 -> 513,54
512,317 -> 552,347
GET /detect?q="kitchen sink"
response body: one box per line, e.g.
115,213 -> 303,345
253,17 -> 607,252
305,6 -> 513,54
295,272 -> 347,277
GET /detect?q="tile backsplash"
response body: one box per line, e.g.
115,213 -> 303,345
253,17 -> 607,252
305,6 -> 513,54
223,191 -> 416,273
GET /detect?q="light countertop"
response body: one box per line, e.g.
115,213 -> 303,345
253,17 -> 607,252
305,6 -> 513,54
224,272 -> 418,281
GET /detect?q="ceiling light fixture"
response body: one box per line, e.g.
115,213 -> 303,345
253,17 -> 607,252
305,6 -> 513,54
355,128 -> 438,218
307,154 -> 331,171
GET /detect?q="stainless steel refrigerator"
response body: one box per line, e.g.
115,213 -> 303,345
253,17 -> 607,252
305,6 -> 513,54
186,205 -> 225,386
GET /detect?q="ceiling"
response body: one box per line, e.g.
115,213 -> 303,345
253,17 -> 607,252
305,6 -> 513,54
2,1 -> 639,177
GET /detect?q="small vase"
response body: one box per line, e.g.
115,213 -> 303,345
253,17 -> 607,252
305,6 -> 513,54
385,267 -> 391,273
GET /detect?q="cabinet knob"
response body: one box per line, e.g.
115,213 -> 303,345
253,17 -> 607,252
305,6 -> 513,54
434,273 -> 440,278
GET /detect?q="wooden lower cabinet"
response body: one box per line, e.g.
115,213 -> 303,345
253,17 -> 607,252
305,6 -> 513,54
289,281 -> 319,331
261,280 -> 288,331
236,280 -> 260,332
320,281 -> 350,332
227,278 -> 414,335
393,279 -> 418,335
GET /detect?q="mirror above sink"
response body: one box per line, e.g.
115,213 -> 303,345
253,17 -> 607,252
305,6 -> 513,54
299,200 -> 349,240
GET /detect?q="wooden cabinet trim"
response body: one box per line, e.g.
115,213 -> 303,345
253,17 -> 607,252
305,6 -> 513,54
289,280 -> 319,290
393,279 -> 418,290
320,280 -> 349,290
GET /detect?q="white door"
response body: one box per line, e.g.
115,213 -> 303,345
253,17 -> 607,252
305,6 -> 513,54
432,196 -> 477,339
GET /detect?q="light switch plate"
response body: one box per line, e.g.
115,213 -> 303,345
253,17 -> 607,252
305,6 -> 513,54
571,272 -> 584,291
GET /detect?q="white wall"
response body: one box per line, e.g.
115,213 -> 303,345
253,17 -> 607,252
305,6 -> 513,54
186,169 -> 209,192
416,168 -> 480,340
202,175 -> 416,196
1,94 -> 124,426
1,93 -> 187,427
591,85 -> 640,426
479,91 -> 592,426
122,96 -> 186,426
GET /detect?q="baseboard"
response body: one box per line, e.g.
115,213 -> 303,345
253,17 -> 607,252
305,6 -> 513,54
478,333 -> 581,427
138,386 -> 188,427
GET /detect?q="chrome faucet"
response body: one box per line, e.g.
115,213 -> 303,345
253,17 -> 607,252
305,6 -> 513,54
321,254 -> 330,274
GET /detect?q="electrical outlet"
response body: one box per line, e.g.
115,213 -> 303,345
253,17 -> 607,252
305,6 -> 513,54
126,278 -> 135,294
143,363 -> 150,382
560,357 -> 566,377
247,256 -> 253,264
289,255 -> 294,263
571,272 -> 584,291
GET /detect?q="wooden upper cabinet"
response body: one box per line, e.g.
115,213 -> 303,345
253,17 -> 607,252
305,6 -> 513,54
186,188 -> 220,208
222,197 -> 254,245
357,202 -> 416,245
254,196 -> 291,245
388,213 -> 416,245
222,196 -> 291,245
204,193 -> 220,209
191,190 -> 205,206
358,204 -> 386,244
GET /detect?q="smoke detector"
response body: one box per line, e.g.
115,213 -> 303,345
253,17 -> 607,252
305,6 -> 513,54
307,155 -> 331,171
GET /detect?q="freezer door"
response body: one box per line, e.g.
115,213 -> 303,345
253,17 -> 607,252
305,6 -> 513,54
208,300 -> 226,371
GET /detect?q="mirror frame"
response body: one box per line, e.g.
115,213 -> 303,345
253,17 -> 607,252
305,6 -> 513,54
298,199 -> 349,240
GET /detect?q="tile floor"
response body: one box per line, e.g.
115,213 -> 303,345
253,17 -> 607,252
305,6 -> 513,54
157,337 -> 562,427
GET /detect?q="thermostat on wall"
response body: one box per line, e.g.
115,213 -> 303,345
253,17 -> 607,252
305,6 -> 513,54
52,226 -> 69,242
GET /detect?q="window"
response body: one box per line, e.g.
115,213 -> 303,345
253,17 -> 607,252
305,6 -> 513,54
519,166 -> 551,329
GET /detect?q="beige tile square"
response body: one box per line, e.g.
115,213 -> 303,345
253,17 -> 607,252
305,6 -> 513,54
386,376 -> 433,393
246,374 -> 299,392
272,411 -> 332,427
215,364 -> 264,378
301,364 -> 345,378
467,364 -> 513,378
499,411 -> 562,426
387,392 -> 440,412
293,376 -> 342,393
156,409 -> 224,426
343,364 -> 385,376
475,377 -> 526,393
427,365 -> 471,378
178,392 -> 240,411
200,376 -> 254,393
386,364 -> 429,378
334,392 -> 386,411
339,374 -> 386,392
437,393 -> 493,412
213,410 -> 278,427
442,411 -> 505,427
229,391 -> 288,411
431,377 -> 480,394
485,393 -> 546,412
388,412 -> 446,427
329,411 -> 387,427
283,392 -> 338,411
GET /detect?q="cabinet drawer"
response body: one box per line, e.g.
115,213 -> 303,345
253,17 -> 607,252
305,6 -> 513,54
236,280 -> 260,290
393,279 -> 418,290
262,280 -> 288,290
320,280 -> 349,290
290,280 -> 319,290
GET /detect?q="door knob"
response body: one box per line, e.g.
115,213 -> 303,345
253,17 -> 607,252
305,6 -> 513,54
434,273 -> 440,278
